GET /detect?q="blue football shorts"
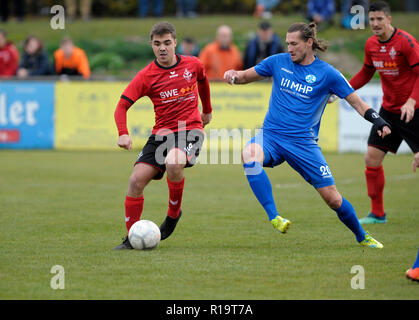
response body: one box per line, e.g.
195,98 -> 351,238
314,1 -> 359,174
248,129 -> 335,189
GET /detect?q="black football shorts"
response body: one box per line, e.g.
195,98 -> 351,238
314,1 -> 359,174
135,129 -> 205,180
368,107 -> 419,154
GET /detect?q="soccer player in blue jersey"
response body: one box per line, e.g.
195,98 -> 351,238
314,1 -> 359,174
223,22 -> 392,248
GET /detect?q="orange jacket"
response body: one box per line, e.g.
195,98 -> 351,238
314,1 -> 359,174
199,41 -> 243,81
54,46 -> 90,79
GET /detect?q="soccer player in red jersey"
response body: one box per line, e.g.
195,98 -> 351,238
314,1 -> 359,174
349,1 -> 419,224
113,22 -> 212,249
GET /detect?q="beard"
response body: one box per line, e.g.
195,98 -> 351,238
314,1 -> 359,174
293,51 -> 306,64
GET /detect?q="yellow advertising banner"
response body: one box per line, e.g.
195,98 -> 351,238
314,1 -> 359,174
54,81 -> 337,151
55,82 -> 154,150
318,100 -> 338,152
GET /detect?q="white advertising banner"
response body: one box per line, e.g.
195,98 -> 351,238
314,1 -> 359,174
338,83 -> 410,154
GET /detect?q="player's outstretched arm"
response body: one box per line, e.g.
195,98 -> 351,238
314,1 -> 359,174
349,64 -> 376,91
223,67 -> 265,85
345,92 -> 392,138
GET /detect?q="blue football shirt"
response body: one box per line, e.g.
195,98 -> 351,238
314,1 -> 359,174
254,53 -> 354,140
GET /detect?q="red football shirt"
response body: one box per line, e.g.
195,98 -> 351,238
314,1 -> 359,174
120,54 -> 209,135
0,42 -> 19,76
350,28 -> 419,113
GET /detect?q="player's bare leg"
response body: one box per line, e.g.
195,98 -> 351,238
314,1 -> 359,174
316,185 -> 383,248
412,152 -> 419,173
242,143 -> 291,233
165,148 -> 187,182
362,146 -> 387,224
114,163 -> 159,250
317,185 -> 343,209
128,162 -> 160,197
365,146 -> 386,167
242,142 -> 265,164
160,148 -> 187,240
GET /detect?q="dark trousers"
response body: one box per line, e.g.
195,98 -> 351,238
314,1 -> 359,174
0,0 -> 25,22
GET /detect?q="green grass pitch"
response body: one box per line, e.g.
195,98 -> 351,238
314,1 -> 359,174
0,150 -> 418,299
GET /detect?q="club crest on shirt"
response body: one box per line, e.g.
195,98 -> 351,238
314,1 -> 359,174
389,46 -> 397,60
305,74 -> 316,84
183,68 -> 193,82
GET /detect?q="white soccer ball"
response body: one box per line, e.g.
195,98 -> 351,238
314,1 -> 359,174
128,220 -> 161,250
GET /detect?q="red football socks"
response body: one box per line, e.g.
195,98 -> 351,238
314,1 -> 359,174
125,195 -> 144,233
365,165 -> 385,216
167,177 -> 185,219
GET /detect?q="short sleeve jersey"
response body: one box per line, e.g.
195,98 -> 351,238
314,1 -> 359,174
121,54 -> 206,135
254,53 -> 354,140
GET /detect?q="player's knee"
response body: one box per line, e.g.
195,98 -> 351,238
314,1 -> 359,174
129,174 -> 147,193
241,148 -> 253,163
165,162 -> 184,175
364,152 -> 375,166
165,149 -> 187,166
325,195 -> 342,209
364,149 -> 384,167
320,188 -> 342,209
165,150 -> 186,174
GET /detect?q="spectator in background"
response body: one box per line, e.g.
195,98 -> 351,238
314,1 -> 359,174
341,0 -> 369,29
54,37 -> 90,79
306,0 -> 335,30
0,30 -> 19,77
138,0 -> 163,18
176,0 -> 197,18
178,37 -> 200,57
199,25 -> 243,81
0,0 -> 24,22
244,21 -> 285,70
17,36 -> 51,78
253,0 -> 280,19
65,0 -> 92,21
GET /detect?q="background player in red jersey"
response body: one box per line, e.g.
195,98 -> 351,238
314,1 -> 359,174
113,22 -> 212,249
349,1 -> 419,224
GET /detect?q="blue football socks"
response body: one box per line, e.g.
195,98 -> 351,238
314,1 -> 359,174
412,249 -> 419,269
334,197 -> 366,243
244,160 -> 367,243
243,161 -> 278,221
